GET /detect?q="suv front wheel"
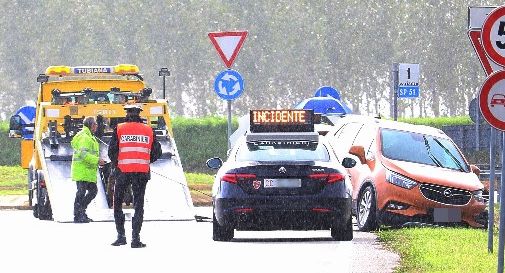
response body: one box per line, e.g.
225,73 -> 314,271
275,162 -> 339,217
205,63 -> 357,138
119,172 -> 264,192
356,185 -> 378,231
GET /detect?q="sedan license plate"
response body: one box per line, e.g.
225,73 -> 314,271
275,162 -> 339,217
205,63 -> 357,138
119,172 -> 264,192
263,178 -> 301,188
433,208 -> 461,223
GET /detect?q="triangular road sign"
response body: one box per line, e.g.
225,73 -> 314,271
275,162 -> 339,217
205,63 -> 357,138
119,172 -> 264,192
468,29 -> 504,76
208,31 -> 248,68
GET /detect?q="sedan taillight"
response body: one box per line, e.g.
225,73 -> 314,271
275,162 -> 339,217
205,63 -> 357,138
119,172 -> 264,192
308,173 -> 345,184
221,173 -> 257,184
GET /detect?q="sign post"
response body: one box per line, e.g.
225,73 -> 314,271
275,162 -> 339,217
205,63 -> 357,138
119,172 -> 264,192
208,31 -> 248,150
391,63 -> 398,121
490,127 -> 497,253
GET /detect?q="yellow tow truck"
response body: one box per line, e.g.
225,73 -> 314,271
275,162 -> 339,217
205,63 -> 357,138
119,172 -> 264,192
9,64 -> 194,222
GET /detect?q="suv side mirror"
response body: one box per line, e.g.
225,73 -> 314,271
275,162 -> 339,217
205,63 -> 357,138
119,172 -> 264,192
206,157 -> 223,170
342,157 -> 357,168
9,115 -> 22,138
470,164 -> 480,176
349,145 -> 366,164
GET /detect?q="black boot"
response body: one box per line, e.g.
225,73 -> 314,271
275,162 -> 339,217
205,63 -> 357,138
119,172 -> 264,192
131,235 -> 146,248
111,235 -> 127,246
82,212 -> 93,222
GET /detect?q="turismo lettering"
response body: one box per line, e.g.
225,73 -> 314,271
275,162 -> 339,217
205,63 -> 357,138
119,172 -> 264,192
74,67 -> 112,74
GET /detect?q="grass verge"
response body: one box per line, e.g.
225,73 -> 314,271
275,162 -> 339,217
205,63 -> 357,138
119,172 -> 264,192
0,166 -> 214,205
377,227 -> 498,273
0,166 -> 26,195
185,172 -> 213,206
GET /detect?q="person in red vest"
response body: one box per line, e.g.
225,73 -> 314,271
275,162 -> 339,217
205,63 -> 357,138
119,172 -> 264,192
108,104 -> 162,248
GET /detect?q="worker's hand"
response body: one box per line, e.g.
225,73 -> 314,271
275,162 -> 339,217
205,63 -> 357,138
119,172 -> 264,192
99,159 -> 106,166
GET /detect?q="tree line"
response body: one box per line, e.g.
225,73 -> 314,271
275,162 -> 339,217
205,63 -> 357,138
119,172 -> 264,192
0,0 -> 501,119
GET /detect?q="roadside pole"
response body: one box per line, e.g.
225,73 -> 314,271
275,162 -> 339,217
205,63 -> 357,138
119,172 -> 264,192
476,102 -> 480,151
489,127 -> 496,253
391,63 -> 399,121
227,101 -> 232,150
499,132 -> 505,272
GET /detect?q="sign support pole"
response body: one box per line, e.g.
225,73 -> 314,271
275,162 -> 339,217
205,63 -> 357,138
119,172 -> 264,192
392,63 -> 399,121
227,100 -> 232,151
476,102 -> 480,151
489,127 -> 496,253
499,132 -> 505,273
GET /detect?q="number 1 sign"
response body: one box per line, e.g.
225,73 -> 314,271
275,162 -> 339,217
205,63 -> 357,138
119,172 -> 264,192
398,63 -> 420,98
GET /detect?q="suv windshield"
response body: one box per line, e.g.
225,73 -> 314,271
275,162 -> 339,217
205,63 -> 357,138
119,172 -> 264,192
380,128 -> 469,172
235,141 -> 330,162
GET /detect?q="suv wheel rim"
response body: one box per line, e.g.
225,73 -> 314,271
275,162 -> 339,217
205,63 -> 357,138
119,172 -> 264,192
358,189 -> 371,226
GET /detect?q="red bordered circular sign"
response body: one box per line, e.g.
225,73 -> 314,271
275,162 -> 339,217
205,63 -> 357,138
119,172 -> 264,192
479,70 -> 505,131
482,6 -> 505,66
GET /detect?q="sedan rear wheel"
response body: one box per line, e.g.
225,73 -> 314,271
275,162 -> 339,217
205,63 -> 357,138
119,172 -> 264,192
356,185 -> 378,231
212,211 -> 234,241
331,216 -> 353,241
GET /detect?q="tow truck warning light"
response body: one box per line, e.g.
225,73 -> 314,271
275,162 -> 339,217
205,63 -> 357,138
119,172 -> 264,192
45,64 -> 140,76
250,109 -> 314,133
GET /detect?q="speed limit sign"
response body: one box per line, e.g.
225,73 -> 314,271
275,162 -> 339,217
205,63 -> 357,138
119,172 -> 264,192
482,6 -> 505,66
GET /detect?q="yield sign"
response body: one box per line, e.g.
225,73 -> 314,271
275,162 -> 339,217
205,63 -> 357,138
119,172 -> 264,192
208,31 -> 248,68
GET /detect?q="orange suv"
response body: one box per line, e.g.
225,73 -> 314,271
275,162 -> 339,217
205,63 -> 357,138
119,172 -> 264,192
325,115 -> 488,230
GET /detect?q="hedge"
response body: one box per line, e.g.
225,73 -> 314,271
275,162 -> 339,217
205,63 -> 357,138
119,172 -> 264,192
171,116 -> 237,173
0,116 -> 473,172
0,117 -> 237,174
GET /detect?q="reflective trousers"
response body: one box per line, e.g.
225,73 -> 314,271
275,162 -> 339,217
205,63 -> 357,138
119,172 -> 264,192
113,172 -> 148,239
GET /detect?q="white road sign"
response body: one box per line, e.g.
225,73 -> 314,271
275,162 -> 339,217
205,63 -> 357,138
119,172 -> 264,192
468,6 -> 497,29
398,63 -> 420,98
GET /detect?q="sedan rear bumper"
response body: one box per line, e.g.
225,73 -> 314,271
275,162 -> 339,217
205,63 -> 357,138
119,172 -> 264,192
214,197 -> 352,231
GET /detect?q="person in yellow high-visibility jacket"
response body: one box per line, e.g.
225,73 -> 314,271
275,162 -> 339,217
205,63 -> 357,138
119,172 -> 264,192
71,116 -> 104,223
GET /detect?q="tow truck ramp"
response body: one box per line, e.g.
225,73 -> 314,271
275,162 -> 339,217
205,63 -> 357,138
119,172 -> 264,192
43,140 -> 195,223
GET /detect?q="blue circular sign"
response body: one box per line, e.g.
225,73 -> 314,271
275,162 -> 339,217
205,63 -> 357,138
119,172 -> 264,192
213,69 -> 244,101
15,105 -> 36,140
314,86 -> 341,100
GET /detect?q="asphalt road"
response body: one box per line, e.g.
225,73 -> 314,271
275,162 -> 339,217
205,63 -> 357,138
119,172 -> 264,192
0,208 -> 399,273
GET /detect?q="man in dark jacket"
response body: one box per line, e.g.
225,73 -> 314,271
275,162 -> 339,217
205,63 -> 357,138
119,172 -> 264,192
108,104 -> 162,248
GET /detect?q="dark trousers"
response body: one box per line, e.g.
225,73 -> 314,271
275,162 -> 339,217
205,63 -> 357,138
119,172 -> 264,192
74,181 -> 98,219
113,172 -> 148,239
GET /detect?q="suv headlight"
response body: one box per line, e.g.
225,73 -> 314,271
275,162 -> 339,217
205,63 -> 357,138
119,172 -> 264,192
385,169 -> 417,189
472,189 -> 486,203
